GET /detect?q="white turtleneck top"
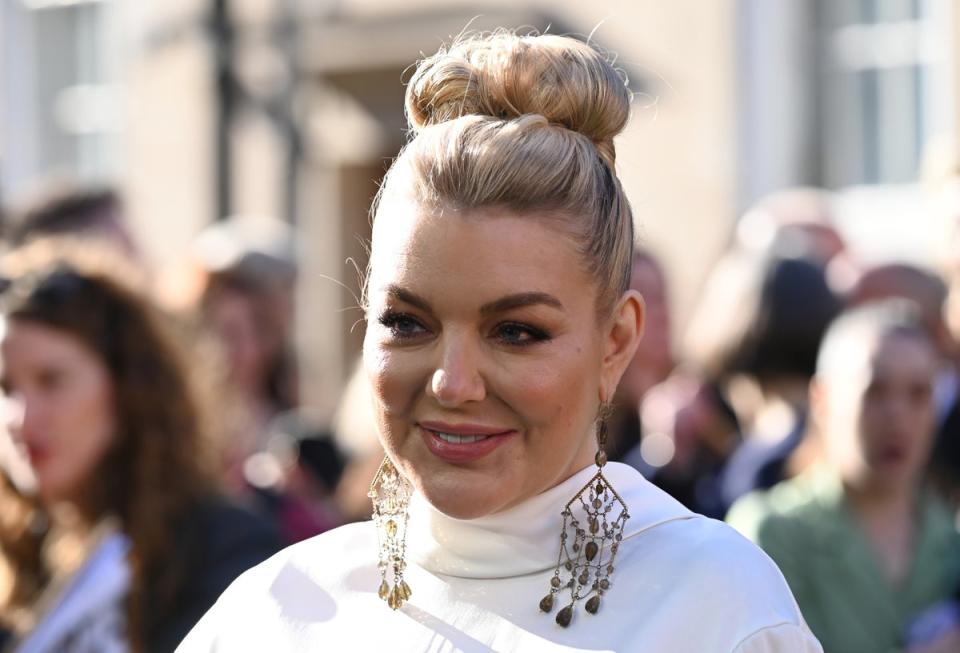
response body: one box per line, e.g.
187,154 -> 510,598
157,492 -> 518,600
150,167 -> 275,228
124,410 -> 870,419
177,463 -> 821,652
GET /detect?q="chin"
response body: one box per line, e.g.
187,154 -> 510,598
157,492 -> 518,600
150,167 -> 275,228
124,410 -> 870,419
414,468 -> 518,520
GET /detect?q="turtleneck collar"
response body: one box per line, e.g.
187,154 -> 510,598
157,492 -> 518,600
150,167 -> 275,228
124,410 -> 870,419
406,462 -> 693,579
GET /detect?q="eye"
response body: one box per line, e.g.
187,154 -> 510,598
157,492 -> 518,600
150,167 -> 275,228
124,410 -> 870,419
36,368 -> 65,393
908,382 -> 932,405
378,311 -> 429,340
493,322 -> 551,347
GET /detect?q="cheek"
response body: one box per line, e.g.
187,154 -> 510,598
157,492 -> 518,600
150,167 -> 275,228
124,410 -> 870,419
855,399 -> 881,435
500,345 -> 598,441
77,394 -> 115,457
44,386 -> 117,496
907,399 -> 936,452
364,345 -> 423,430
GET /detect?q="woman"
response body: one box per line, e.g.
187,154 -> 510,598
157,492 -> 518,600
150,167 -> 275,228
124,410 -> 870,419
179,32 -> 820,652
727,301 -> 960,653
0,242 -> 281,652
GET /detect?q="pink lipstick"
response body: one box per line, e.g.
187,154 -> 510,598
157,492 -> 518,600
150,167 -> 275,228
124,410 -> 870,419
418,421 -> 515,463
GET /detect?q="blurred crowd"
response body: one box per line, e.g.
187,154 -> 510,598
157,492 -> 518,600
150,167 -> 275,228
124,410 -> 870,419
0,173 -> 959,652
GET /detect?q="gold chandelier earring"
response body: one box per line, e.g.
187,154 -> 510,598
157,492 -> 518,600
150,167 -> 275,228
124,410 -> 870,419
368,456 -> 414,610
539,405 -> 629,628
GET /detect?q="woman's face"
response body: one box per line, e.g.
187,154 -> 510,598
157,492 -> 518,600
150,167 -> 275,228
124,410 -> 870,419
207,288 -> 270,395
816,331 -> 937,494
1,320 -> 117,505
364,205 -> 641,519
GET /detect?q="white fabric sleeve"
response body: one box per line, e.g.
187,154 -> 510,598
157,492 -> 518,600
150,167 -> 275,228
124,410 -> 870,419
732,623 -> 824,653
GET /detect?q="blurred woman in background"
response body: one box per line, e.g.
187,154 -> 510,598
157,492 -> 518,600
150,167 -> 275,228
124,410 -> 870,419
0,241 -> 280,653
728,301 -> 960,653
190,215 -> 344,542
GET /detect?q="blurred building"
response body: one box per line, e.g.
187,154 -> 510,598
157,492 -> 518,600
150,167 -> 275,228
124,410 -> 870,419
1,0 -> 957,415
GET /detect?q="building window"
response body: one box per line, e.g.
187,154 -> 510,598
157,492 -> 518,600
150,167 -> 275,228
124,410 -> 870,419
816,0 -> 953,187
1,0 -> 121,198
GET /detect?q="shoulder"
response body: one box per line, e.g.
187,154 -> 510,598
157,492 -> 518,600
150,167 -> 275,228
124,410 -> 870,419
641,512 -> 794,595
726,472 -> 835,545
176,521 -> 373,650
623,472 -> 803,637
618,464 -> 798,597
147,497 -> 286,651
180,495 -> 284,570
210,520 -> 373,602
622,510 -> 812,645
732,623 -> 823,653
161,495 -> 284,608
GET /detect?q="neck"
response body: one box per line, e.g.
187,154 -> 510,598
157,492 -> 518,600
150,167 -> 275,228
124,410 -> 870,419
843,477 -> 917,517
46,500 -> 97,534
843,476 -> 922,587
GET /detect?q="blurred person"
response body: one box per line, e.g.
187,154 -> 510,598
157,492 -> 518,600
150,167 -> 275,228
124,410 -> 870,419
922,159 -> 960,505
716,255 -> 841,506
643,252 -> 840,517
180,31 -> 820,652
8,183 -> 141,264
606,248 -> 673,462
192,215 -> 299,487
240,414 -> 344,543
192,215 -> 344,542
728,301 -> 960,653
847,263 -> 949,354
736,187 -> 845,267
846,262 -> 960,505
0,241 -> 280,652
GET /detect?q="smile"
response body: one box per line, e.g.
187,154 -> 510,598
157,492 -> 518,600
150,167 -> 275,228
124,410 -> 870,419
418,423 -> 516,463
431,431 -> 493,444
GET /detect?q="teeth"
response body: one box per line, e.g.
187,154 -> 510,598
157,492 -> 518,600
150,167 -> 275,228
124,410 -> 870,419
433,431 -> 491,444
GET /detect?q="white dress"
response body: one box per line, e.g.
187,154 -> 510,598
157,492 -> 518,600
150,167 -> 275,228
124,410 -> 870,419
177,463 -> 822,652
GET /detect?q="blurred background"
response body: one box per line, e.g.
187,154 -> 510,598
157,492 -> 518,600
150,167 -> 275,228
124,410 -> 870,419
3,0 -> 956,413
6,2 -> 960,650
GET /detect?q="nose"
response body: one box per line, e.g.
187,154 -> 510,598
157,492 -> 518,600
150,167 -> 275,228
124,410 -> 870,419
428,332 -> 486,407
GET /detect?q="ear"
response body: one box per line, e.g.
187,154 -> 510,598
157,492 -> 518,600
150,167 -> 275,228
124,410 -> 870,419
599,290 -> 645,404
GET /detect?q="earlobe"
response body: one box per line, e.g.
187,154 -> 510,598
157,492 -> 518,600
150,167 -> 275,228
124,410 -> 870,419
599,291 -> 645,403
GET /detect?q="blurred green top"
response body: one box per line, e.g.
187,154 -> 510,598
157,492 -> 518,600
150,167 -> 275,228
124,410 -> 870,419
727,468 -> 960,653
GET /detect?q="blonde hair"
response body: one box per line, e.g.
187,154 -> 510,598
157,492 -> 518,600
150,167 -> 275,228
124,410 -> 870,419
373,31 -> 635,315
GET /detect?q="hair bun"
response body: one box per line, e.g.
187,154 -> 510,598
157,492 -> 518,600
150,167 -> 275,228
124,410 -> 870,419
406,32 -> 631,163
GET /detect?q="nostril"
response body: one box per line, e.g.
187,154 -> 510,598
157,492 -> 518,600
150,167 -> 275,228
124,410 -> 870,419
430,367 -> 486,405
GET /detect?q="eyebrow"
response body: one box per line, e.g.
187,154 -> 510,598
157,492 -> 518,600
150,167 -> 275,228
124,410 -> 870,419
383,286 -> 564,315
480,292 -> 564,315
386,286 -> 432,312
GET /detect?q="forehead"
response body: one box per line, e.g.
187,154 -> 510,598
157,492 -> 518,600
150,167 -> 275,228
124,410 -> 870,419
368,205 -> 594,304
1,320 -> 91,365
821,329 -> 937,392
869,332 -> 937,378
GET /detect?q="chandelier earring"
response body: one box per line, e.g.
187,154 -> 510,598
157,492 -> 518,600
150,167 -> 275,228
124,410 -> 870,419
368,456 -> 414,610
538,404 -> 630,628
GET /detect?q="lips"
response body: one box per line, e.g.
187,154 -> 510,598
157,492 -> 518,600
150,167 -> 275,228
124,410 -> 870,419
25,443 -> 51,468
432,432 -> 490,444
418,421 -> 515,463
875,444 -> 908,465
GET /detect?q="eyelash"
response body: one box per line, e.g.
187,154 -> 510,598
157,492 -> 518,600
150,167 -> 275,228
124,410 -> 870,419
377,312 -> 426,339
494,322 -> 551,346
376,311 -> 552,347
